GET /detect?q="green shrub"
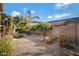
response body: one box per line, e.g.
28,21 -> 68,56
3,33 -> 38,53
16,21 -> 28,31
30,23 -> 52,35
30,25 -> 38,31
61,43 -> 74,49
0,35 -> 15,56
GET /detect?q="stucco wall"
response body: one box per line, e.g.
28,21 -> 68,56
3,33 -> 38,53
52,21 -> 79,46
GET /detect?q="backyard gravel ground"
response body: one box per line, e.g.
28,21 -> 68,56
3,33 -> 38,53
13,34 -> 61,56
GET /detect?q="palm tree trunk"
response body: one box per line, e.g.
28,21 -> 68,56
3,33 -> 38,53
0,3 -> 3,24
0,3 -> 3,38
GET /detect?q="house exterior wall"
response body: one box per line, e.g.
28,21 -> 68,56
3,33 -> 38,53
52,21 -> 79,46
61,22 -> 75,43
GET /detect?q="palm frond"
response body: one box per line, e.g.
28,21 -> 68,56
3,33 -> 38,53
27,10 -> 31,15
32,16 -> 40,19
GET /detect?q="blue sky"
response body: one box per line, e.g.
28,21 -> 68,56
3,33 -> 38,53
3,3 -> 79,22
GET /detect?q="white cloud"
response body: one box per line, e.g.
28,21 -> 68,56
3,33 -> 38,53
53,13 -> 71,19
11,10 -> 20,17
48,16 -> 53,19
23,8 -> 28,12
48,13 -> 71,19
55,3 -> 72,9
30,10 -> 35,14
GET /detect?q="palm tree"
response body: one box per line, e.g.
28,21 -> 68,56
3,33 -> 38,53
26,10 -> 40,34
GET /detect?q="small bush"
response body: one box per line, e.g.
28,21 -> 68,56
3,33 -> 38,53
58,35 -> 71,47
58,35 -> 70,43
0,35 -> 15,56
44,36 -> 52,44
58,35 -> 74,49
61,44 -> 74,49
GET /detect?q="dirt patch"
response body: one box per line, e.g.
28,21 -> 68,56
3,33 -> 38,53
13,35 -> 61,56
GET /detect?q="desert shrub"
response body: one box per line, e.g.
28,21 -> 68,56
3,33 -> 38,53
58,35 -> 74,49
44,36 -> 52,44
58,35 -> 70,43
58,35 -> 70,46
0,35 -> 15,56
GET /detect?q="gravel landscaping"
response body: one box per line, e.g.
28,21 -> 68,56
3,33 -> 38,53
13,34 -> 61,56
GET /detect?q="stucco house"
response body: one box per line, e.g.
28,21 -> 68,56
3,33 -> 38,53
49,17 -> 79,46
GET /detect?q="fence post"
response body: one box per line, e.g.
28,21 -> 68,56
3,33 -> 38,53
75,21 -> 78,46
